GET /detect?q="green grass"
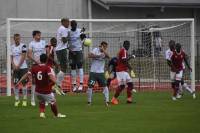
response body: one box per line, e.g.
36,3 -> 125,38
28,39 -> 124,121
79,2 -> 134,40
0,92 -> 199,133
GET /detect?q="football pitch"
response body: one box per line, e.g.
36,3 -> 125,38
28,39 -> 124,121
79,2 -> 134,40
0,91 -> 199,133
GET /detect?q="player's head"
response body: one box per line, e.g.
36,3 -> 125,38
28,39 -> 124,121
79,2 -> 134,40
32,30 -> 41,41
71,20 -> 77,31
175,43 -> 182,53
99,41 -> 108,52
123,40 -> 130,50
40,54 -> 47,63
50,37 -> 57,47
168,40 -> 175,50
13,33 -> 21,45
61,18 -> 70,28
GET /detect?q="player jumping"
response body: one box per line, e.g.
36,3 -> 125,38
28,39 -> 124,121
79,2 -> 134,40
16,54 -> 66,118
68,20 -> 86,92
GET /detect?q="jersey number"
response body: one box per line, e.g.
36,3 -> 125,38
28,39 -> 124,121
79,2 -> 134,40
37,71 -> 43,80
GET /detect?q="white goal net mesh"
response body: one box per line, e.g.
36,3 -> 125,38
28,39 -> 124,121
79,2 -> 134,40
0,19 -> 195,95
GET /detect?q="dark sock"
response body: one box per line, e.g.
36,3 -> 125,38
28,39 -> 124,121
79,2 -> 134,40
50,102 -> 58,116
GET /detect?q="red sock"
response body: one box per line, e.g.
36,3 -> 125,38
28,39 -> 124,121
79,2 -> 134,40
50,102 -> 58,116
39,102 -> 45,113
114,85 -> 125,98
127,83 -> 133,98
127,88 -> 132,98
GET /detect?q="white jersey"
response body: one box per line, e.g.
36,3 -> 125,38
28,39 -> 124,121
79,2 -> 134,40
56,25 -> 69,51
28,40 -> 46,63
68,28 -> 82,51
90,48 -> 106,73
11,43 -> 28,69
165,49 -> 173,60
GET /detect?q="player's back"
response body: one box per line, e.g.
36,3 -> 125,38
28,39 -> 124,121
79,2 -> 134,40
116,48 -> 128,72
30,64 -> 53,94
171,50 -> 185,71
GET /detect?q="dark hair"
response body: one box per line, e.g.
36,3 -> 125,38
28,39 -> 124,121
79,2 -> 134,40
40,54 -> 47,63
123,40 -> 130,46
14,33 -> 20,38
32,30 -> 41,37
61,18 -> 69,23
176,43 -> 181,48
101,41 -> 108,46
169,40 -> 175,46
50,37 -> 57,46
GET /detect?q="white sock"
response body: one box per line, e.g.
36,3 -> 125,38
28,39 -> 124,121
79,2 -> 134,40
183,83 -> 193,93
79,68 -> 84,84
103,86 -> 109,102
31,84 -> 35,102
87,88 -> 93,103
71,70 -> 77,85
14,88 -> 19,101
56,70 -> 65,86
22,87 -> 27,100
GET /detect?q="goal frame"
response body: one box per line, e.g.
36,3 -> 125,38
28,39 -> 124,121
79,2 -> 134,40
6,18 -> 195,96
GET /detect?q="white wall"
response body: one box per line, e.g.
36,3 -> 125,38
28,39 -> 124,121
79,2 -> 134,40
0,0 -> 88,24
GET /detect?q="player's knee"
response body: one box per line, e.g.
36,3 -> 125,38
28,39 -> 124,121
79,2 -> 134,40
70,64 -> 76,69
171,82 -> 176,88
88,84 -> 94,88
181,79 -> 184,85
175,80 -> 180,87
119,85 -> 125,90
127,82 -> 134,90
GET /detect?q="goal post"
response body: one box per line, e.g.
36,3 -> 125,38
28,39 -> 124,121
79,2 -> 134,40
5,18 -> 195,96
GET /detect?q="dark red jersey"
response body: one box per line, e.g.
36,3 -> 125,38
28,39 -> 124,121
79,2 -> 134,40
171,50 -> 185,72
116,48 -> 128,72
46,45 -> 55,68
29,64 -> 54,94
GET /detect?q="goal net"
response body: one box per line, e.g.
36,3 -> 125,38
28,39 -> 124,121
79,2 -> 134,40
1,18 -> 195,96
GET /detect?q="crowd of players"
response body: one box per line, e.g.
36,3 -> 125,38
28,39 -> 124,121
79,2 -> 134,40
10,17 -> 196,118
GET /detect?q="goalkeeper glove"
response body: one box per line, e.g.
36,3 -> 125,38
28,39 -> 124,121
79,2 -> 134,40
130,70 -> 136,78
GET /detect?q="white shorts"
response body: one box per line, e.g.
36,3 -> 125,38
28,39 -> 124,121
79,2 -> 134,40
116,71 -> 133,85
170,70 -> 183,81
35,92 -> 56,104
